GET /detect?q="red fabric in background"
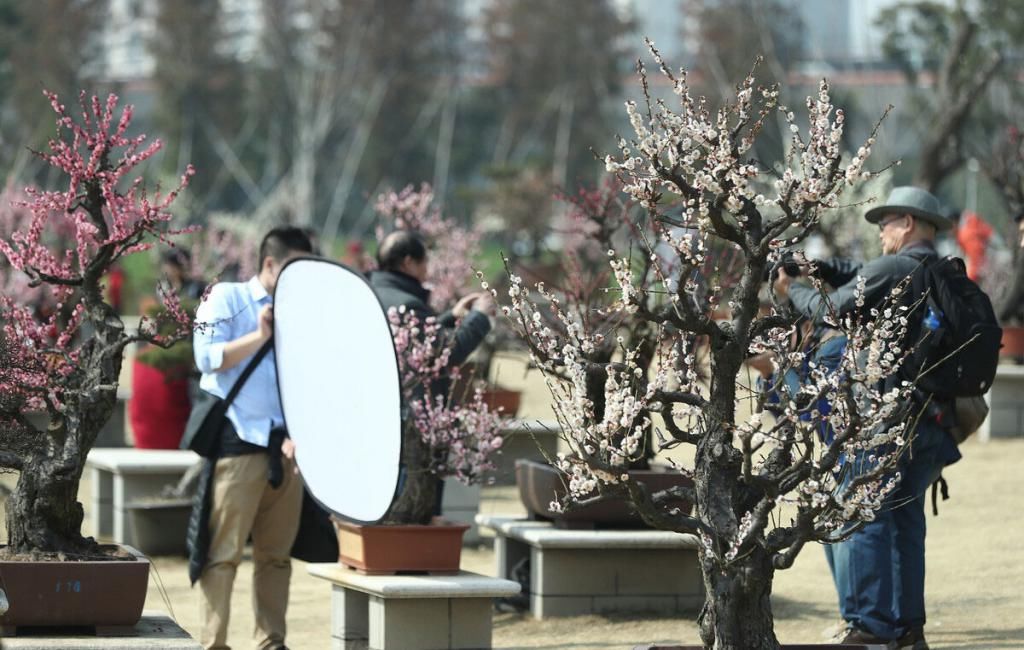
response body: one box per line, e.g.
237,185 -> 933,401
129,359 -> 190,449
955,211 -> 993,281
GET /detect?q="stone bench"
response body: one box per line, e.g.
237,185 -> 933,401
86,449 -> 199,553
476,514 -> 704,619
0,611 -> 200,649
979,364 -> 1024,441
488,419 -> 561,485
308,564 -> 520,650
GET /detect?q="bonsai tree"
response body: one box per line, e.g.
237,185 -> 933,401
0,91 -> 193,556
381,305 -> 507,525
500,43 -> 917,648
369,183 -> 509,525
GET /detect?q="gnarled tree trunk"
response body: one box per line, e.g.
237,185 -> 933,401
5,460 -> 91,555
699,546 -> 779,650
382,424 -> 438,525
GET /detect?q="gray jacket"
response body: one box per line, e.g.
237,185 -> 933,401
789,241 -> 938,325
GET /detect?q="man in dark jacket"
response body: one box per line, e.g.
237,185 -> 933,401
370,230 -> 494,366
775,187 -> 961,650
369,230 -> 494,518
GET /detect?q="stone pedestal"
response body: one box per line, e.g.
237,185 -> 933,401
441,478 -> 482,544
979,364 -> 1024,441
0,611 -> 200,649
477,515 -> 704,619
86,449 -> 199,551
308,564 -> 520,650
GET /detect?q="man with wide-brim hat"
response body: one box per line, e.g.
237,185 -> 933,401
775,186 -> 961,650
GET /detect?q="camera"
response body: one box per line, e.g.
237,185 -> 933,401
762,251 -> 803,282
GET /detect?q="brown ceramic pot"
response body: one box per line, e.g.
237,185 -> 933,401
480,388 -> 522,417
516,458 -> 694,529
335,518 -> 469,574
1000,326 -> 1024,361
0,544 -> 149,631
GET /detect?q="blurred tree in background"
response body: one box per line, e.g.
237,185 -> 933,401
0,0 -> 1021,258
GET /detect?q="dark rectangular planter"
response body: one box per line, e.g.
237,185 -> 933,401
335,519 -> 469,574
0,544 -> 149,630
516,458 -> 693,528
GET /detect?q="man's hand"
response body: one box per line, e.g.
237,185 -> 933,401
258,304 -> 274,340
773,268 -> 794,301
452,293 -> 479,319
281,437 -> 299,474
472,292 -> 496,316
281,437 -> 296,460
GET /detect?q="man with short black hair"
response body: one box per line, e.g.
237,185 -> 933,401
776,187 -> 962,650
190,226 -> 313,650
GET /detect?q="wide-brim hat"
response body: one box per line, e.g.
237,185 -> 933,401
864,186 -> 953,231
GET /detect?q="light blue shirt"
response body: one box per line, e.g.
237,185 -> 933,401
193,276 -> 281,447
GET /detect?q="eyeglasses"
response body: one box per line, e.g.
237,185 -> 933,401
878,214 -> 907,231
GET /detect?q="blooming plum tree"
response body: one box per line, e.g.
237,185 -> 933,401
0,92 -> 193,557
382,306 -> 505,525
500,43 -> 916,649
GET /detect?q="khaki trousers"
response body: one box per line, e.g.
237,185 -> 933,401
199,453 -> 303,650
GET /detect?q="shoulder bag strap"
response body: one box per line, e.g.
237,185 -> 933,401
221,338 -> 274,409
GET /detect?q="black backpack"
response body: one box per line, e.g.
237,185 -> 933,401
901,256 -> 1002,400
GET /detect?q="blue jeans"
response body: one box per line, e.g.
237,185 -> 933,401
826,418 -> 961,640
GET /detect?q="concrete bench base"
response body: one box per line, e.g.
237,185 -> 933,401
980,365 -> 1024,440
309,565 -> 520,650
0,611 -> 200,649
477,515 -> 704,619
86,449 -> 199,552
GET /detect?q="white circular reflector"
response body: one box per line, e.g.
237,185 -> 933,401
274,258 -> 402,523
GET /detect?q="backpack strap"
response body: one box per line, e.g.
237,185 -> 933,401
931,474 -> 950,516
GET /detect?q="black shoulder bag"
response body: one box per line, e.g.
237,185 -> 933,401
181,339 -> 273,458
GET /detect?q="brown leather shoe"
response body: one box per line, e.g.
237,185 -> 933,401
836,625 -> 898,648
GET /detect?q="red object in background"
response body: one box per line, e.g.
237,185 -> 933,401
107,265 -> 124,314
129,358 -> 190,449
955,211 -> 993,281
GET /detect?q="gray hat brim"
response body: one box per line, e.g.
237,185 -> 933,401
864,204 -> 953,231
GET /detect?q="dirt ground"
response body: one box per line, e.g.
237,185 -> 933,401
2,355 -> 1023,649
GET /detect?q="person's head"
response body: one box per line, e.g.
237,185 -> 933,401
257,226 -> 313,292
377,230 -> 428,283
161,249 -> 191,287
864,186 -> 952,255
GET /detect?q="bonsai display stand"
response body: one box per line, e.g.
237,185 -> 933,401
85,449 -> 199,552
308,564 -> 520,650
0,611 -> 200,648
979,364 -> 1024,441
476,514 -> 704,619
